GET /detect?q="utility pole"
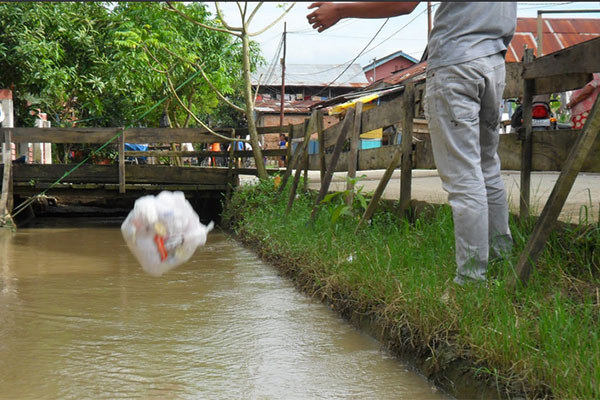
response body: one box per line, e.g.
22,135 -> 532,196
372,57 -> 377,82
279,22 -> 287,131
427,1 -> 432,39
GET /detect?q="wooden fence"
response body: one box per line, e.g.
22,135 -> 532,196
278,36 -> 600,286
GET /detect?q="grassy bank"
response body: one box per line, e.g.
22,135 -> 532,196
224,177 -> 599,399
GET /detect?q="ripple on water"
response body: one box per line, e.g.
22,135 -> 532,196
0,229 -> 448,400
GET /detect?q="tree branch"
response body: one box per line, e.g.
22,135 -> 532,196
236,2 -> 247,20
165,72 -> 247,143
165,2 -> 241,37
159,46 -> 246,114
215,2 -> 243,32
247,2 -> 263,26
248,3 -> 295,37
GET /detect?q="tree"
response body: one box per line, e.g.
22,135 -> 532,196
0,2 -> 115,127
0,2 -> 251,132
165,1 -> 295,180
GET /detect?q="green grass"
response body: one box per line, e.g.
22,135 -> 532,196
224,176 -> 600,399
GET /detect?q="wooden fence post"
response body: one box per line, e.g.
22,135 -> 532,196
400,82 -> 415,214
118,128 -> 126,194
520,48 -> 535,221
310,107 -> 355,221
286,123 -> 293,169
303,117 -> 311,192
226,129 -> 236,208
355,147 -> 402,233
346,102 -> 362,206
279,122 -> 311,194
285,112 -> 317,214
0,90 -> 14,228
511,95 -> 600,287
317,110 -> 326,182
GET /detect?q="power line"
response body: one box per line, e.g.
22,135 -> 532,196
313,18 -> 391,97
359,5 -> 431,60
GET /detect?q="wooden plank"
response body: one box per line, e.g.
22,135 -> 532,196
14,182 -> 228,192
320,93 -> 406,150
279,123 -> 310,194
225,130 -> 236,210
355,148 -> 402,233
286,112 -> 317,214
125,149 -> 287,158
5,127 -> 236,144
400,82 -> 415,213
242,125 -> 291,136
303,117 -> 312,192
346,102 -> 362,206
310,108 -> 355,221
11,164 -> 230,185
1,130 -> 13,222
286,123 -> 293,168
520,49 -> 535,221
522,37 -> 600,80
504,62 -> 591,98
498,130 -> 600,172
317,110 -> 326,181
118,128 -> 125,194
512,93 -> 600,286
360,94 -> 405,135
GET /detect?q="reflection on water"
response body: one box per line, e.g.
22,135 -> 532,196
0,221 -> 447,399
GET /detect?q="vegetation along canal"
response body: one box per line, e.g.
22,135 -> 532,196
0,220 -> 447,399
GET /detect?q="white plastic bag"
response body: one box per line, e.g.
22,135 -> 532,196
121,191 -> 214,276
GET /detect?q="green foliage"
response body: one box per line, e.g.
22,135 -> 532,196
0,2 -> 260,128
319,175 -> 370,225
227,181 -> 600,399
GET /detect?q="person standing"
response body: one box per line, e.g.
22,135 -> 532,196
567,73 -> 600,129
307,2 -> 516,285
278,133 -> 288,168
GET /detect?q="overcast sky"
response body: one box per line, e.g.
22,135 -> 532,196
208,2 -> 600,70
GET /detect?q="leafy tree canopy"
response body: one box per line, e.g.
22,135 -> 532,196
0,2 -> 260,128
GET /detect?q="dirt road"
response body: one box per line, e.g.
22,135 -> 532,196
304,169 -> 600,224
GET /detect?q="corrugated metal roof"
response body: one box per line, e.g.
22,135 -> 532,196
251,63 -> 368,88
507,17 -> 600,62
382,62 -> 427,86
254,99 -> 320,114
362,50 -> 419,72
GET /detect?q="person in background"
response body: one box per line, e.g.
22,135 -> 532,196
278,133 -> 288,168
307,2 -> 516,287
209,142 -> 221,167
566,73 -> 600,129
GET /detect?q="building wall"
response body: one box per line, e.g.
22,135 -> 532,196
365,56 -> 415,83
259,113 -> 341,150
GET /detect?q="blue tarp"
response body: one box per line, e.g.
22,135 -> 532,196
125,143 -> 149,152
125,143 -> 148,163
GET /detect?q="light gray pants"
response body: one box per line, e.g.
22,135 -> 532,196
424,53 -> 513,284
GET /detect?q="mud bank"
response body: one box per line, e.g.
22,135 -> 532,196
234,231 -> 528,400
225,178 -> 600,400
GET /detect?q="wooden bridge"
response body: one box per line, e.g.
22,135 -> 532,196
0,125 -> 289,219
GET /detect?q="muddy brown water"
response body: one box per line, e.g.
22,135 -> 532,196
0,220 -> 448,399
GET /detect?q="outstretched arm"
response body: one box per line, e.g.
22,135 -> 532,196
307,2 -> 420,32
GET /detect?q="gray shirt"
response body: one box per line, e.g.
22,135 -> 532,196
427,2 -> 517,70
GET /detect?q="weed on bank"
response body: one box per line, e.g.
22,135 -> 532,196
224,177 -> 599,399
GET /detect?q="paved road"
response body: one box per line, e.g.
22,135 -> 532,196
304,169 -> 600,224
242,168 -> 599,224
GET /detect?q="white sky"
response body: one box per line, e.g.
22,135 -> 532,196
208,2 -> 600,69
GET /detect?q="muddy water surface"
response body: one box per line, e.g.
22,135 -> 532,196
0,220 -> 448,399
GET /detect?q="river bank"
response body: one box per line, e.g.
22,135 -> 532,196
224,177 -> 599,399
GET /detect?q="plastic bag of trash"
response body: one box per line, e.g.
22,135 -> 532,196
121,191 -> 213,276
